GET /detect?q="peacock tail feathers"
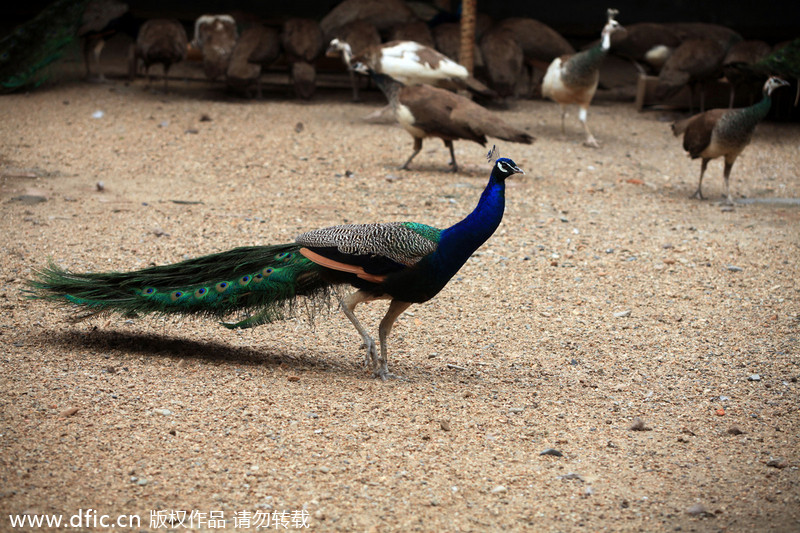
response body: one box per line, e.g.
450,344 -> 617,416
0,0 -> 92,93
28,244 -> 334,330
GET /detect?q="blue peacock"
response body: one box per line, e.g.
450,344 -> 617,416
29,151 -> 524,379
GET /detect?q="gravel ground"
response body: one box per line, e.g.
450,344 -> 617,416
1,74 -> 799,532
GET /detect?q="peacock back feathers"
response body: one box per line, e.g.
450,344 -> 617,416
28,244 -> 332,329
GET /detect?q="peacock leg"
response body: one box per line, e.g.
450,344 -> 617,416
579,107 -> 599,148
400,137 -> 423,170
339,291 -> 382,369
691,158 -> 710,200
722,159 -> 735,205
375,300 -> 412,380
560,105 -> 567,135
444,140 -> 458,172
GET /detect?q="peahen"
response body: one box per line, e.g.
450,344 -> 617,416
358,65 -> 533,171
671,76 -> 789,203
541,8 -> 625,147
29,151 -> 524,380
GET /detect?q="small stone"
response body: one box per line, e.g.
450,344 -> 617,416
153,408 -> 172,416
490,485 -> 507,494
614,310 -> 632,318
440,420 -> 451,431
13,194 -> 47,205
540,448 -> 563,457
184,128 -> 199,134
727,426 -> 744,435
726,265 -> 743,272
91,110 -> 104,119
629,417 -> 651,431
199,114 -> 212,122
287,376 -> 300,382
96,181 -> 105,192
748,374 -> 761,381
687,503 -> 710,516
766,459 -> 788,469
558,472 -> 584,482
294,122 -> 304,133
136,478 -> 148,486
60,407 -> 79,417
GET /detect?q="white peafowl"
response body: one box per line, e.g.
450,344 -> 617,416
541,8 -> 625,147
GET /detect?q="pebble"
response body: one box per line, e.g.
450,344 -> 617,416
766,459 -> 788,469
614,310 -> 632,318
629,417 -> 651,431
440,420 -> 451,431
490,485 -> 507,494
152,408 -> 172,416
748,374 -> 761,381
540,448 -> 563,457
727,426 -> 744,435
558,472 -> 584,482
136,478 -> 148,486
686,503 -> 710,516
12,194 -> 47,205
726,265 -> 743,272
60,407 -> 79,417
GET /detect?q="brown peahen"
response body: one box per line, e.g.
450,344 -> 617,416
129,19 -> 188,92
29,152 -> 524,380
191,14 -> 238,81
541,9 -> 625,147
671,76 -> 789,203
358,65 -> 533,171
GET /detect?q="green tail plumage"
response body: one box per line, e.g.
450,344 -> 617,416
28,244 -> 332,329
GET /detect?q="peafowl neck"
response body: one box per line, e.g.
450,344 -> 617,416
371,72 -> 402,105
726,93 -> 773,133
565,44 -> 605,82
434,174 -> 506,275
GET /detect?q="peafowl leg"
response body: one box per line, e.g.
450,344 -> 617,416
444,140 -> 458,172
560,105 -> 567,135
339,291 -> 389,371
723,160 -> 735,205
401,138 -> 423,170
691,158 -> 710,200
375,300 -> 412,380
579,107 -> 599,148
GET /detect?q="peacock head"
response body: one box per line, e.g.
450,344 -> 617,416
326,38 -> 351,57
601,9 -> 625,47
492,158 -> 525,181
763,76 -> 790,96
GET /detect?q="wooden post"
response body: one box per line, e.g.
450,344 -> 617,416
459,0 -> 476,74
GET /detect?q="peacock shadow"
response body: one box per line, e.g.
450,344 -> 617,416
38,327 -> 346,372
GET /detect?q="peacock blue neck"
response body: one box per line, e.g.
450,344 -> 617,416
568,44 -> 606,75
433,173 -> 506,276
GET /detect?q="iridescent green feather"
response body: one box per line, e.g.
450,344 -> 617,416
28,244 -> 331,329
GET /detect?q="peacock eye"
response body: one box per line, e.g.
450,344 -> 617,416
194,287 -> 207,298
215,281 -> 229,292
239,275 -> 251,285
170,291 -> 184,301
262,267 -> 274,277
144,287 -> 156,295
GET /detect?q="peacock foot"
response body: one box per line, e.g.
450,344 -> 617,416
690,189 -> 705,200
583,135 -> 600,148
361,339 -> 378,368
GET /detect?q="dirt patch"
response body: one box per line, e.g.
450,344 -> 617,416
1,78 -> 798,531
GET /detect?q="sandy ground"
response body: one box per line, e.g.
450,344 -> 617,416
1,69 -> 799,532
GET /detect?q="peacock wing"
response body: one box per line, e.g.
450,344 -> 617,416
296,222 -> 441,279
